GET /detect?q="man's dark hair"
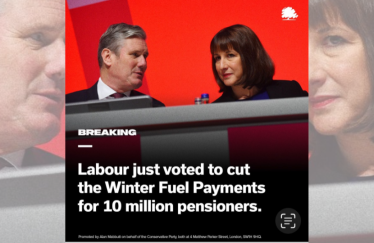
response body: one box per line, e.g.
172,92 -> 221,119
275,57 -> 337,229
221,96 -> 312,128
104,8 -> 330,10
98,23 -> 146,68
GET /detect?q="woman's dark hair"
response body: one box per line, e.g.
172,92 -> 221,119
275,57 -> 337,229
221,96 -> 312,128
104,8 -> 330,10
310,0 -> 374,133
210,24 -> 274,92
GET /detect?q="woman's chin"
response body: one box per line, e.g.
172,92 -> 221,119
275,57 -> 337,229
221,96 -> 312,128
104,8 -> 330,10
312,122 -> 343,136
311,118 -> 344,136
223,79 -> 237,87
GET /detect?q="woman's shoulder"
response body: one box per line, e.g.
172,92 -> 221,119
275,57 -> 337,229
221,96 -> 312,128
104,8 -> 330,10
266,80 -> 308,99
212,90 -> 235,103
309,134 -> 352,184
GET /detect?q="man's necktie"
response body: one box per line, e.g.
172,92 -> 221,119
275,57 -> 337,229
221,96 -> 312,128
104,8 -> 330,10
109,93 -> 126,99
0,157 -> 14,171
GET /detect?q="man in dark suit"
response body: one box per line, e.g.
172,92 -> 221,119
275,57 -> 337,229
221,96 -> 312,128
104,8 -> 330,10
0,0 -> 65,171
66,23 -> 165,107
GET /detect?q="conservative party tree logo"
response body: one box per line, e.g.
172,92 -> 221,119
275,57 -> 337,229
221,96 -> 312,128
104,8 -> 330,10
282,7 -> 298,20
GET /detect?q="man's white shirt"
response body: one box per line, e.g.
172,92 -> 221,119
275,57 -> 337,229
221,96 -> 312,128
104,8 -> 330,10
97,77 -> 130,100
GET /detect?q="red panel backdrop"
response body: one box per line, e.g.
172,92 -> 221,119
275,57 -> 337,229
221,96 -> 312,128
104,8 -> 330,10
66,0 -> 308,106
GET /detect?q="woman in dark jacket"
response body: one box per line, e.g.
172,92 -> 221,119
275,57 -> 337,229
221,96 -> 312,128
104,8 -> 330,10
210,24 -> 307,103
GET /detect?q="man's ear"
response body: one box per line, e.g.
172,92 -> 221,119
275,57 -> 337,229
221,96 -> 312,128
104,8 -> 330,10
102,48 -> 113,67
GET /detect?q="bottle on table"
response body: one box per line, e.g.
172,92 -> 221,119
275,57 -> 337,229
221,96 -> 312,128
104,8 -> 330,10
201,93 -> 209,104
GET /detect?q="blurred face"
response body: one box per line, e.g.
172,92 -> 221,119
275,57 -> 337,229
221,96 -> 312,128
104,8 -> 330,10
110,37 -> 148,91
309,20 -> 372,135
0,0 -> 65,153
214,48 -> 243,87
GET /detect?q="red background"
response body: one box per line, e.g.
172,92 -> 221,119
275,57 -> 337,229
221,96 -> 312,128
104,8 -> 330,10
66,0 -> 308,106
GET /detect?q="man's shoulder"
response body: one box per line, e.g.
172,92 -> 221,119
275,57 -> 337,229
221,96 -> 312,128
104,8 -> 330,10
131,90 -> 165,107
150,97 -> 166,107
66,89 -> 90,103
66,85 -> 166,107
66,82 -> 98,103
23,147 -> 64,168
